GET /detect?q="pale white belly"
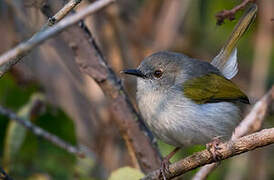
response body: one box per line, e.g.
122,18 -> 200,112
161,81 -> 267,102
137,90 -> 241,147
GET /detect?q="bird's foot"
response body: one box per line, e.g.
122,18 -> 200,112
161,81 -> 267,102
206,137 -> 223,162
158,147 -> 180,180
159,158 -> 170,180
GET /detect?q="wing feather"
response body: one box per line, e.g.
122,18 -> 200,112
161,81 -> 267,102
183,73 -> 249,104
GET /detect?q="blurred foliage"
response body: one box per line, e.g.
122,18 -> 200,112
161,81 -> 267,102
74,156 -> 96,180
14,105 -> 77,179
3,93 -> 44,171
0,74 -> 77,179
108,166 -> 144,180
267,52 -> 274,88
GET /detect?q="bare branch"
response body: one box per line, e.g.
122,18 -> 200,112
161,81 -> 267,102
36,0 -> 162,171
233,86 -> 274,139
216,0 -> 256,25
3,0 -> 161,172
46,0 -> 82,26
193,86 -> 274,180
192,163 -> 218,180
57,18 -> 162,172
142,127 -> 274,180
0,105 -> 86,158
1,0 -> 82,76
0,0 -> 114,77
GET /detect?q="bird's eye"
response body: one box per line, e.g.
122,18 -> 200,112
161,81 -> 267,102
153,69 -> 163,78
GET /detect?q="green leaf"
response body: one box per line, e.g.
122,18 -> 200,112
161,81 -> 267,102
27,173 -> 51,180
108,166 -> 144,180
74,151 -> 95,179
3,93 -> 45,171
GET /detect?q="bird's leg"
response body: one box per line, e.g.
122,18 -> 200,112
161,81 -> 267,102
160,147 -> 180,180
206,136 -> 223,161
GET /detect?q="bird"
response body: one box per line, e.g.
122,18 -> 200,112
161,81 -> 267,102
122,4 -> 256,179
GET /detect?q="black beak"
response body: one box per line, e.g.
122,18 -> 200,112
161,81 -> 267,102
121,69 -> 146,78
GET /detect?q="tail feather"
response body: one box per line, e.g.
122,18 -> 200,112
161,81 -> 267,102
211,4 -> 257,79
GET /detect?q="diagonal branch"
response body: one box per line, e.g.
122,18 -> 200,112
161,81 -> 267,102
1,0 -> 82,76
233,86 -> 274,139
142,127 -> 274,180
0,0 -> 161,172
54,11 -> 162,173
192,85 -> 274,180
0,0 -> 114,77
0,105 -> 87,158
45,0 -> 83,26
39,0 -> 162,172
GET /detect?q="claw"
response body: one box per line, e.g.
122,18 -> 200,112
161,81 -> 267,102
206,137 -> 223,161
159,158 -> 170,180
158,147 -> 180,180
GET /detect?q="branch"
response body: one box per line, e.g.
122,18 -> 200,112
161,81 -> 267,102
38,0 -> 161,172
55,13 -> 162,173
1,0 -> 161,172
193,86 -> 274,180
142,128 -> 274,180
45,0 -> 83,26
0,167 -> 13,180
0,105 -> 86,158
192,163 -> 218,180
0,0 -> 114,77
1,0 -> 82,76
215,0 -> 255,25
233,86 -> 274,139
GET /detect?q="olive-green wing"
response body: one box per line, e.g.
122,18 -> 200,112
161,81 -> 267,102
183,73 -> 249,104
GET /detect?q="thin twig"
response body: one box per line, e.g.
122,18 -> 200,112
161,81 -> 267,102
193,86 -> 274,180
38,0 -> 161,172
1,0 -> 82,76
57,16 -> 162,172
142,127 -> 274,180
233,86 -> 274,139
46,0 -> 82,26
0,0 -> 114,77
215,0 -> 255,25
192,163 -> 218,180
0,105 -> 85,157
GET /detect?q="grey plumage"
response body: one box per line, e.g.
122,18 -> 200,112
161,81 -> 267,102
135,51 -> 242,147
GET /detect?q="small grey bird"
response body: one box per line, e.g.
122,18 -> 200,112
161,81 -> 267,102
122,4 -> 256,179
124,50 -> 248,155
